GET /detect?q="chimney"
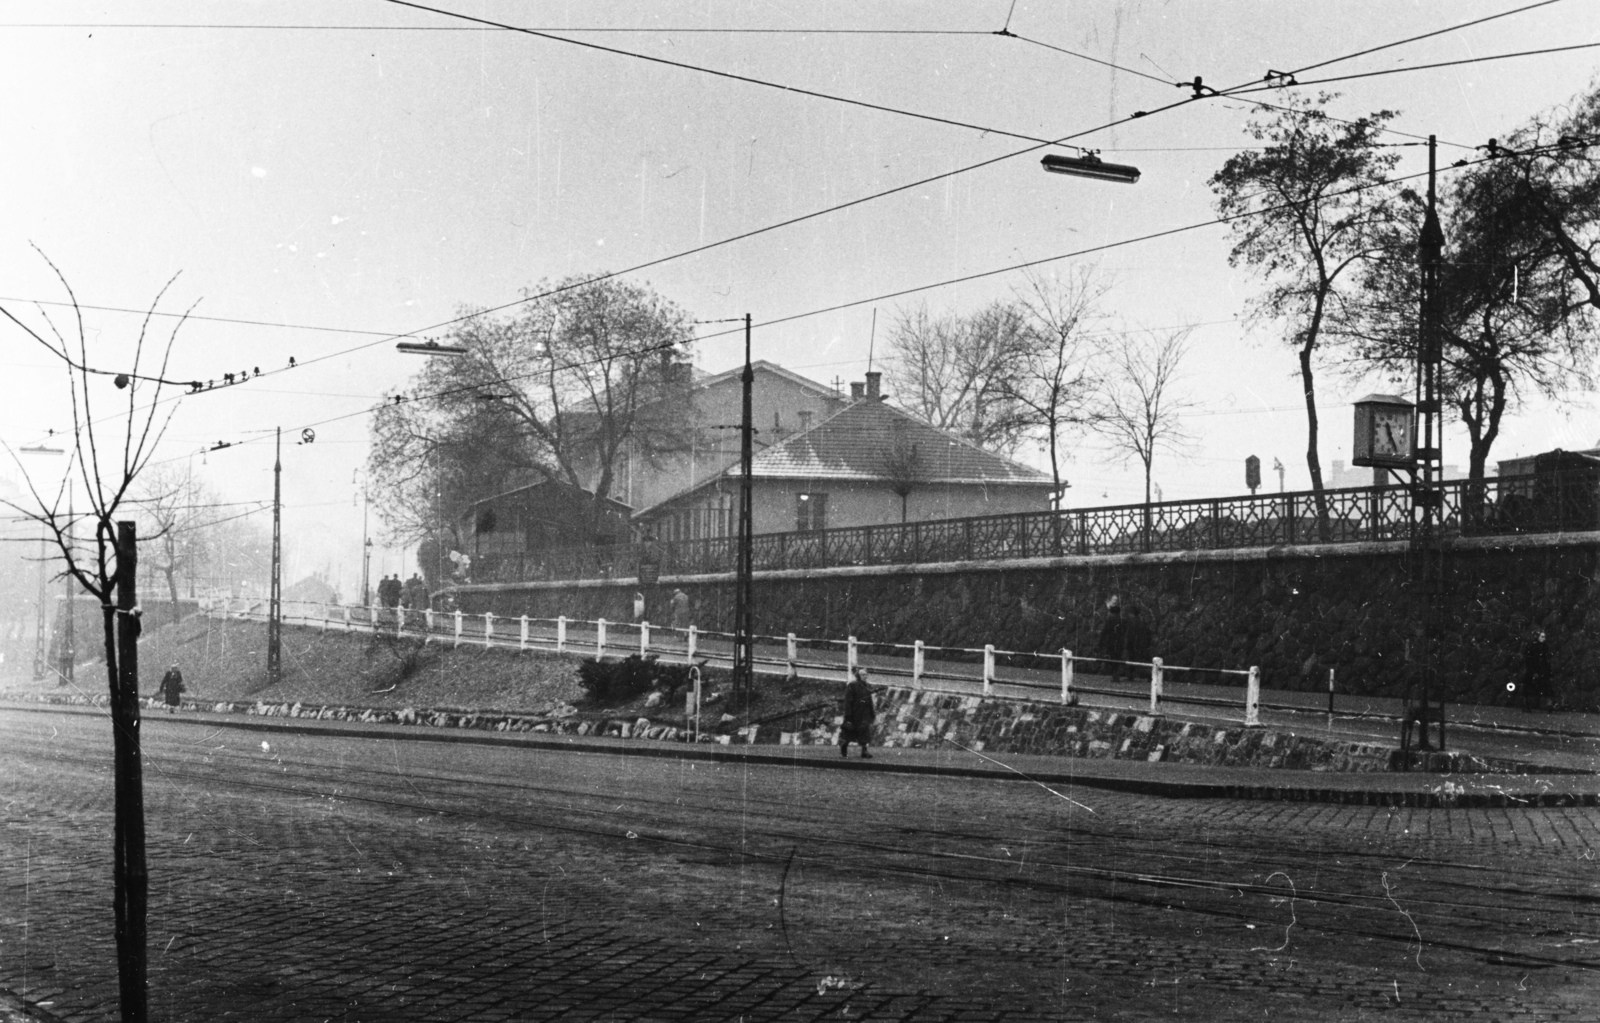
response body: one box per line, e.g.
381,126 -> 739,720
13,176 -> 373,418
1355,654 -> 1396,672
865,371 -> 881,400
798,410 -> 814,432
850,381 -> 865,401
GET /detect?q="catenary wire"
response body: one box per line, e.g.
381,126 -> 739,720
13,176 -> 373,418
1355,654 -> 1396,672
1224,40 -> 1600,98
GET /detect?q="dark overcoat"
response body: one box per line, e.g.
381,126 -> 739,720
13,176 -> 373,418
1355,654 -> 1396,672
840,679 -> 876,744
159,668 -> 185,706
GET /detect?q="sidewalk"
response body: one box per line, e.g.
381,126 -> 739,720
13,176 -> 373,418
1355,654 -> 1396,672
5,700 -> 1594,808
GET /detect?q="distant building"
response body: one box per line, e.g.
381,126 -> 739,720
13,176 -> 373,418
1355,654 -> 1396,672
283,573 -> 339,605
1327,459 -> 1464,489
604,360 -> 850,512
635,374 -> 1055,540
1498,442 -> 1600,479
463,479 -> 632,580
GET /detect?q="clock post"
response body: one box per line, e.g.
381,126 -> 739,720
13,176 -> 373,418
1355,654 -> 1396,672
1411,134 -> 1447,756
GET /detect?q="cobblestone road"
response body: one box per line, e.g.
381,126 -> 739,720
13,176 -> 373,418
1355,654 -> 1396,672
1,708 -> 1597,1020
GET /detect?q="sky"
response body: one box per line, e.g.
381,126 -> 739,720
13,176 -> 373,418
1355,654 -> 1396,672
0,0 -> 1597,599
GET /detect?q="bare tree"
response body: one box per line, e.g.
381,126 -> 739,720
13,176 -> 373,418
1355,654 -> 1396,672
1210,94 -> 1401,538
880,420 -> 926,523
0,253 -> 193,1022
885,299 -> 1032,454
132,462 -> 244,622
1093,327 -> 1198,544
1008,267 -> 1109,505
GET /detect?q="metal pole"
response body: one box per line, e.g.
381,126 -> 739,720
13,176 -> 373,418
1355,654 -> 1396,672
112,521 -> 149,1021
360,487 -> 371,608
267,427 -> 282,682
62,484 -> 75,687
735,313 -> 755,710
1413,135 -> 1446,751
33,530 -> 47,680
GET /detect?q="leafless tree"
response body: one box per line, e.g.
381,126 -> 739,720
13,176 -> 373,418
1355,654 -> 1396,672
1008,267 -> 1109,505
0,252 -> 192,1023
1093,327 -> 1198,540
880,420 -> 926,523
884,299 -> 1032,454
132,461 -> 248,622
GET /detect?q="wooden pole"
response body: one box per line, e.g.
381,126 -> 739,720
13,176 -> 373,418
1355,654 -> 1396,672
112,520 -> 148,1021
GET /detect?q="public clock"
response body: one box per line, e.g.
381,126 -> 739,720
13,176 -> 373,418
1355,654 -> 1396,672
1352,394 -> 1416,469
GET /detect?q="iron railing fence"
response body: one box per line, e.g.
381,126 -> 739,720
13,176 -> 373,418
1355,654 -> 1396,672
463,469 -> 1598,583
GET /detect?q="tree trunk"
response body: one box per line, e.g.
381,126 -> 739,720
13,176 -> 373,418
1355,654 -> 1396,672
163,566 -> 181,625
111,521 -> 148,1021
1298,341 -> 1332,541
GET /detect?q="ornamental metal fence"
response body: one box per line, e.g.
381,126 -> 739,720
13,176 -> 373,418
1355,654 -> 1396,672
463,469 -> 1597,584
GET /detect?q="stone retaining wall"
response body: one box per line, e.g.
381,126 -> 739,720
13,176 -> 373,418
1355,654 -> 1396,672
451,534 -> 1600,709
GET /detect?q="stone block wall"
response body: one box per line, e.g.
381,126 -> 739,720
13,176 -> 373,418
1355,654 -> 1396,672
452,535 -> 1600,710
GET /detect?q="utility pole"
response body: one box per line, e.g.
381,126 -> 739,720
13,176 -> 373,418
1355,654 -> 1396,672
735,313 -> 755,710
111,520 -> 148,1022
267,427 -> 282,682
32,530 -> 46,680
1412,135 -> 1446,748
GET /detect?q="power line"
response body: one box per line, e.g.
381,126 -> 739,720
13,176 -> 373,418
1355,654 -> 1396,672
0,22 -> 992,35
384,0 -> 1085,152
1225,40 -> 1600,97
1281,0 -> 1567,78
1002,31 -> 1176,87
0,296 -> 410,338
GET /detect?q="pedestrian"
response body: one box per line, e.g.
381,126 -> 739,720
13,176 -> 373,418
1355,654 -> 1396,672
158,662 -> 185,714
411,574 -> 430,612
381,575 -> 400,609
1098,604 -> 1127,681
1123,606 -> 1153,673
670,587 -> 691,631
839,666 -> 877,759
1520,626 -> 1551,712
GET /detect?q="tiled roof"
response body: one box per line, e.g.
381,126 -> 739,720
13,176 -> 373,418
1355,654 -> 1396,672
739,399 -> 1051,485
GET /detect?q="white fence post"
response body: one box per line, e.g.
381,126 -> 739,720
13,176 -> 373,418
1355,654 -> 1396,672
557,616 -> 567,654
786,632 -> 798,679
423,608 -> 434,643
1149,656 -> 1164,715
343,605 -> 352,633
847,636 -> 858,673
1245,666 -> 1262,727
484,612 -> 494,649
596,618 -> 607,658
983,643 -> 995,696
687,624 -> 697,662
1327,667 -> 1336,728
453,609 -> 463,649
1061,648 -> 1076,706
913,640 -> 925,688
396,607 -> 405,638
321,603 -> 329,632
640,620 -> 651,657
519,615 -> 529,652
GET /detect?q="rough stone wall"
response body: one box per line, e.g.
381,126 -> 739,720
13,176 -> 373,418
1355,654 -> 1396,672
454,537 -> 1600,710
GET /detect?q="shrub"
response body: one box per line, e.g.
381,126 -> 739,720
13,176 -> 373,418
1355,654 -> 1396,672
576,655 -> 670,705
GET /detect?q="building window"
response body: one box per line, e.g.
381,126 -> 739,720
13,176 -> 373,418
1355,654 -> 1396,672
796,492 -> 827,532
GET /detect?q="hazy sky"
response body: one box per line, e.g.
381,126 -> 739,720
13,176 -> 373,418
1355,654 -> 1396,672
1,0 -> 1597,596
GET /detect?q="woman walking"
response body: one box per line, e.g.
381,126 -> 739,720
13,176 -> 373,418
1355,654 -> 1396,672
840,666 -> 877,759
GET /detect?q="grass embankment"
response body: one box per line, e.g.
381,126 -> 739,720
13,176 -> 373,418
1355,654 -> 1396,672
0,616 -> 841,732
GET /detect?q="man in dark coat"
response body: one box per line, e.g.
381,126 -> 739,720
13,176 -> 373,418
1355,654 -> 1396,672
1123,607 -> 1153,672
839,667 -> 877,759
1520,627 -> 1551,712
1098,605 -> 1127,681
158,663 -> 185,714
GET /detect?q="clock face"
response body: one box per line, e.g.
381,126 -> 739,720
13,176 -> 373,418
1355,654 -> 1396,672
1371,410 -> 1411,458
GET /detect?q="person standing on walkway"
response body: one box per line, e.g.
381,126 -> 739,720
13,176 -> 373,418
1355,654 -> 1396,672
839,666 -> 877,759
1123,606 -> 1153,674
670,588 -> 691,630
158,662 -> 185,714
1520,627 -> 1552,712
1098,604 -> 1128,681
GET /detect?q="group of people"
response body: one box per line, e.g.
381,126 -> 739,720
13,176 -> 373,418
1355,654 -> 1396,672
375,573 -> 430,611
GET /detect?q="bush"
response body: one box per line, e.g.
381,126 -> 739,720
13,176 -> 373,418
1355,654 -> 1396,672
577,655 -> 707,705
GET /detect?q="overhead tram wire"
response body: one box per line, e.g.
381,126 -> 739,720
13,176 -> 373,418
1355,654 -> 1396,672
17,1 -> 1547,390
1283,0 -> 1567,78
0,22 -> 993,35
384,0 -> 1097,152
187,151 -> 1509,464
19,8 -> 1571,443
1222,40 -> 1600,98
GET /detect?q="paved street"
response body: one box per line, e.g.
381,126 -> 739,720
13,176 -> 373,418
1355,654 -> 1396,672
2,707 -> 1598,1021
